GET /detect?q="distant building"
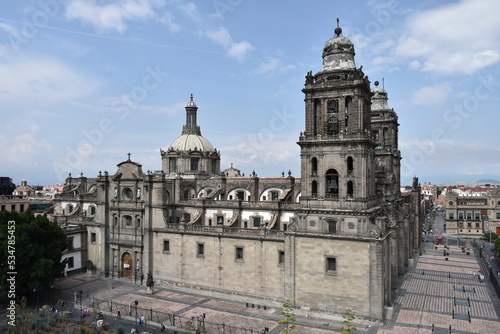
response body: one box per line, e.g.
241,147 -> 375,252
60,223 -> 87,276
0,177 -> 16,196
12,180 -> 35,198
40,184 -> 64,199
445,186 -> 500,236
421,182 -> 437,202
0,195 -> 29,213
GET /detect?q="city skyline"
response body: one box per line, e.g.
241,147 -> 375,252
1,0 -> 500,186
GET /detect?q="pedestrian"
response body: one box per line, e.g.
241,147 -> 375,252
116,310 -> 121,319
140,315 -> 145,326
161,324 -> 166,333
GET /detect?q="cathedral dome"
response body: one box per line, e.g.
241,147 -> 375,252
169,133 -> 215,152
371,81 -> 390,111
165,95 -> 216,153
320,20 -> 356,72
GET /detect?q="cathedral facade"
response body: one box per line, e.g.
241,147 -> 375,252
50,23 -> 422,320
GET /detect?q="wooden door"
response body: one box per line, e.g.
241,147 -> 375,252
122,252 -> 132,278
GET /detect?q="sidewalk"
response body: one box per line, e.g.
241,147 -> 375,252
374,236 -> 500,334
49,238 -> 500,334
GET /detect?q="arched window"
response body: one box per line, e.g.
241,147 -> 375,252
347,181 -> 354,197
311,157 -> 318,175
311,181 -> 318,198
344,96 -> 351,113
347,157 -> 353,173
325,169 -> 339,198
327,100 -> 339,135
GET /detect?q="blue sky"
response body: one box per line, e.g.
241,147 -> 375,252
1,0 -> 499,187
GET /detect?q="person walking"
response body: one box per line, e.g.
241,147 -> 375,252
116,310 -> 121,319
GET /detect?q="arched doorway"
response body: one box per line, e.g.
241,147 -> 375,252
122,252 -> 132,278
325,169 -> 339,198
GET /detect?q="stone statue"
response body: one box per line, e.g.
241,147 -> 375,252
305,71 -> 313,85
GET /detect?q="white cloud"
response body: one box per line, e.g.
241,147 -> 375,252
159,11 -> 181,33
411,82 -> 452,106
228,41 -> 254,62
254,56 -> 295,77
395,0 -> 500,75
206,26 -> 231,47
65,0 -> 163,33
0,133 -> 53,167
178,2 -> 202,22
205,26 -> 253,61
0,57 -> 100,106
408,60 -> 421,71
0,22 -> 18,36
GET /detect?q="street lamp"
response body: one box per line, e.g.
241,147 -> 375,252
79,290 -> 83,321
134,300 -> 139,332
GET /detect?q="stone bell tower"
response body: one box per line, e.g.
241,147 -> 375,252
298,19 -> 376,212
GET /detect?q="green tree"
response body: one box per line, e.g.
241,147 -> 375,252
0,210 -> 67,298
340,308 -> 357,334
483,231 -> 498,242
278,299 -> 296,332
494,238 -> 500,254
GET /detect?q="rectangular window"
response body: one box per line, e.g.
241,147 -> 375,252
11,204 -> 16,211
475,213 -> 480,219
197,243 -> 204,258
253,217 -> 261,228
1,205 -> 5,211
237,191 -> 244,200
271,191 -> 279,200
497,213 -> 500,219
67,257 -> 74,269
458,212 -> 464,219
449,213 -> 454,219
20,204 -> 24,212
170,158 -> 177,172
467,222 -> 472,228
235,246 -> 244,262
190,157 -> 199,171
278,251 -> 285,266
91,233 -> 96,243
163,240 -> 170,253
67,237 -> 74,250
475,222 -> 480,228
466,213 -> 471,219
326,257 -> 337,275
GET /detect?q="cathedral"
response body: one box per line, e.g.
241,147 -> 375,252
51,22 -> 422,320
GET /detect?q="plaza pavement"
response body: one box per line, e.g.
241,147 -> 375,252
53,238 -> 500,334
